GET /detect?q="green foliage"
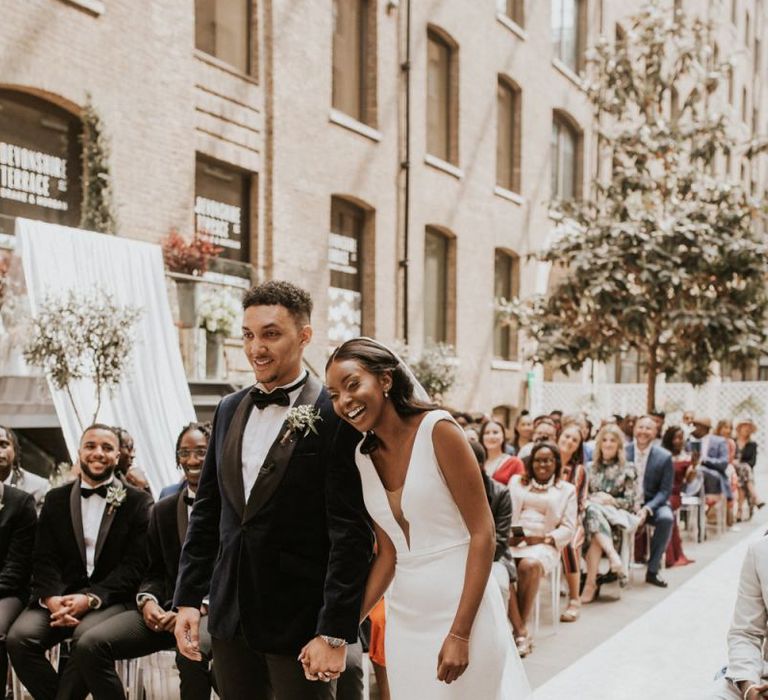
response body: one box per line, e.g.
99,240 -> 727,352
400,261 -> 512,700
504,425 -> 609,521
396,342 -> 458,403
80,94 -> 117,234
498,1 -> 768,409
23,289 -> 141,427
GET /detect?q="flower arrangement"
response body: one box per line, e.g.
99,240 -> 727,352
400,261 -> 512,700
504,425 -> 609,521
22,288 -> 142,429
198,290 -> 241,337
162,229 -> 222,276
280,405 -> 322,444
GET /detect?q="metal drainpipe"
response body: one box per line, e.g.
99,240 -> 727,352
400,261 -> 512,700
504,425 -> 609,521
399,0 -> 412,344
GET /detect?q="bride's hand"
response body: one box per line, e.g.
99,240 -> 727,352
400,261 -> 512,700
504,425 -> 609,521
437,634 -> 469,684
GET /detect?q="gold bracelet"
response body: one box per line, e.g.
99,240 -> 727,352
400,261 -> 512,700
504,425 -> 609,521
448,632 -> 470,643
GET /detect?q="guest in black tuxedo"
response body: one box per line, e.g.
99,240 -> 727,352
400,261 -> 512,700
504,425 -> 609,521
67,422 -> 215,699
0,425 -> 50,511
7,424 -> 152,700
174,281 -> 373,700
0,482 -> 36,691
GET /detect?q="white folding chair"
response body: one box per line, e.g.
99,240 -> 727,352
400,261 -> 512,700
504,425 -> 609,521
533,559 -> 561,635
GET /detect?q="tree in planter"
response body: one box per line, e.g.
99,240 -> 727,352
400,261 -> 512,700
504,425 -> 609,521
80,94 -> 117,234
23,290 -> 141,429
498,1 -> 768,411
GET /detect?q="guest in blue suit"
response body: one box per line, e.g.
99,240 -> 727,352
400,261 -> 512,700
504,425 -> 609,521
690,416 -> 733,513
626,415 -> 674,587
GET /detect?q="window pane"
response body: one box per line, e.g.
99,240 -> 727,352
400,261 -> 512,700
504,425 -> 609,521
332,0 -> 366,121
427,34 -> 450,161
552,118 -> 577,199
496,82 -> 515,189
424,229 -> 448,343
195,0 -> 250,74
494,252 -> 513,359
552,0 -> 578,70
195,156 -> 250,262
498,0 -> 524,25
550,121 -> 560,197
328,198 -> 364,343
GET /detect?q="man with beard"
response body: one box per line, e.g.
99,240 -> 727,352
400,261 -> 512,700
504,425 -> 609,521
0,425 -> 49,511
7,424 -> 152,700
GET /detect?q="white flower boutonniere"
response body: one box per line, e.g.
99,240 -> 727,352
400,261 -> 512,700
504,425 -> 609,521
105,480 -> 127,515
280,405 -> 323,445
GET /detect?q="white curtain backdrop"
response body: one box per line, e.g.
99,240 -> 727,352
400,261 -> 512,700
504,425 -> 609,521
16,218 -> 196,495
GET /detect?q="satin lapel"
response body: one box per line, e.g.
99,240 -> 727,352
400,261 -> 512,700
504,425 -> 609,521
220,393 -> 253,518
94,492 -> 118,565
69,482 -> 87,569
176,490 -> 189,546
242,375 -> 323,524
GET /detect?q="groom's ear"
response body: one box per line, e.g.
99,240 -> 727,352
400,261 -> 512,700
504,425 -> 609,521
298,324 -> 313,347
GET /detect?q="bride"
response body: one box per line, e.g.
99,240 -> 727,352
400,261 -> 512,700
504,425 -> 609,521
323,338 -> 530,698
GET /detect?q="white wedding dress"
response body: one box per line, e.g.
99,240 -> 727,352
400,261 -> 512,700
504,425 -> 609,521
356,410 -> 531,699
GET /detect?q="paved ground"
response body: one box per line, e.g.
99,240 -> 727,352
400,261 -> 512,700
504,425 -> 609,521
525,468 -> 768,700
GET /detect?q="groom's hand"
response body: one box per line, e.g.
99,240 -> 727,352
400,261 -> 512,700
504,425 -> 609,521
298,636 -> 346,681
175,606 -> 202,661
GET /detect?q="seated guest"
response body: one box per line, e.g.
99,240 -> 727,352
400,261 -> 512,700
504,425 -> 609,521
511,412 -> 534,456
557,424 -> 587,622
68,422 -> 215,699
0,425 -> 49,511
690,415 -> 733,522
479,419 -> 524,485
627,415 -> 674,588
115,427 -> 152,493
517,417 -> 559,460
7,424 -> 152,700
507,442 -> 576,657
734,417 -> 764,514
660,426 -> 694,567
711,535 -> 768,699
582,425 -> 640,603
0,481 -> 37,693
469,441 -> 515,608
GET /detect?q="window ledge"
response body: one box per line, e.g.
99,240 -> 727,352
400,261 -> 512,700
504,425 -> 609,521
491,359 -> 523,371
61,0 -> 105,15
552,58 -> 587,91
425,154 -> 463,179
329,109 -> 382,142
194,49 -> 258,85
495,14 -> 527,40
494,185 -> 524,205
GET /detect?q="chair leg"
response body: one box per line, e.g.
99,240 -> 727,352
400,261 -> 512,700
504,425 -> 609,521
533,589 -> 540,636
551,564 -> 560,631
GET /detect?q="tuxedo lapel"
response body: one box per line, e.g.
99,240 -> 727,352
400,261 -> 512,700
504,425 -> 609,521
176,490 -> 189,546
94,492 -> 118,565
242,375 -> 323,524
69,482 -> 87,569
220,393 -> 252,518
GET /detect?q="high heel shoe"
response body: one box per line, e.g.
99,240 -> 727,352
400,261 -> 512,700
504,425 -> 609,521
581,582 -> 598,604
610,562 -> 628,588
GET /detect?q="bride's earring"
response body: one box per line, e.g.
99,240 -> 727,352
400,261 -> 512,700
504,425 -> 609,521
384,389 -> 389,399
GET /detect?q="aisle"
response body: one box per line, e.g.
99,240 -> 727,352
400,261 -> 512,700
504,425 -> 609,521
530,520 -> 765,700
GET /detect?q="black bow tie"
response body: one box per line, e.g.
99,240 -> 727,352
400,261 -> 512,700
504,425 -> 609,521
81,484 -> 109,499
183,494 -> 195,507
250,374 -> 308,410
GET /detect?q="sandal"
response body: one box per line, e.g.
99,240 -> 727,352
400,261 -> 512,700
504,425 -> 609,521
515,635 -> 533,657
560,599 -> 581,622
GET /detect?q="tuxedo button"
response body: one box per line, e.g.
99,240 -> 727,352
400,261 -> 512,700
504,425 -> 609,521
261,462 -> 275,474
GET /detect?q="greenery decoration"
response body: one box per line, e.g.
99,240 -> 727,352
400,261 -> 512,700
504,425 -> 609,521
22,289 -> 142,428
498,1 -> 768,411
162,230 -> 222,276
79,94 -> 117,234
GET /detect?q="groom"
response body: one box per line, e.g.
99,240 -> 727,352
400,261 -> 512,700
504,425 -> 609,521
174,280 -> 373,699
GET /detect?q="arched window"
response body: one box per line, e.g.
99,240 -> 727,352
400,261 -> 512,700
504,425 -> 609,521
551,110 -> 581,200
0,89 -> 82,233
497,76 -> 522,193
427,27 -> 459,165
424,226 -> 456,344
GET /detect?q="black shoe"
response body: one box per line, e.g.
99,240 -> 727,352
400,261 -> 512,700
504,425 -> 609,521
645,572 -> 668,588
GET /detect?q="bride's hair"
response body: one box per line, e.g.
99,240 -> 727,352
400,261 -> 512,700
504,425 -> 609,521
326,338 -> 435,417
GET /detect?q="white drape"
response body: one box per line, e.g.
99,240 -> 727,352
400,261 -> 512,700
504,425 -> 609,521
16,218 -> 195,495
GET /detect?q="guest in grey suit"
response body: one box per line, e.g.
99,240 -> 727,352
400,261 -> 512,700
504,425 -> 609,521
712,536 -> 768,699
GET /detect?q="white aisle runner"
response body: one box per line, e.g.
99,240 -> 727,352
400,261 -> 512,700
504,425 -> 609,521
16,218 -> 196,494
532,524 -> 763,700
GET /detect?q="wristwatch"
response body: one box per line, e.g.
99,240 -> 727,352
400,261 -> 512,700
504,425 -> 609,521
86,593 -> 101,610
320,635 -> 347,649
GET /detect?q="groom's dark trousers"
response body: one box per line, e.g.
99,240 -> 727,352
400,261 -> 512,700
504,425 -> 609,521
174,376 -> 373,699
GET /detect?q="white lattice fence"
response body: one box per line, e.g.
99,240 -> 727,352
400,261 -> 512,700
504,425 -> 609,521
535,380 -> 768,457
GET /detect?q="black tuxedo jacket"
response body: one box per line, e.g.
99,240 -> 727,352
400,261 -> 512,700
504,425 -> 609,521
31,479 -> 153,607
140,490 -> 188,609
174,375 -> 374,655
0,483 -> 37,600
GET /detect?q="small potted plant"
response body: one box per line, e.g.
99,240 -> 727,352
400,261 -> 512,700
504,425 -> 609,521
197,290 -> 241,378
161,230 -> 222,327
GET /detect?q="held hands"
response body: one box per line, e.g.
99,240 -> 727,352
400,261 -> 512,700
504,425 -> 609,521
142,600 -> 177,633
298,637 -> 346,682
437,633 -> 469,684
46,594 -> 88,627
174,606 -> 202,661
745,683 -> 768,699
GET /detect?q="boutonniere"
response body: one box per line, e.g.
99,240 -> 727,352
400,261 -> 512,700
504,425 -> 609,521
105,480 -> 127,514
280,405 -> 323,445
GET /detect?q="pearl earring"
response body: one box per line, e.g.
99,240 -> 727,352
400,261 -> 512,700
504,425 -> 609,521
384,390 -> 389,398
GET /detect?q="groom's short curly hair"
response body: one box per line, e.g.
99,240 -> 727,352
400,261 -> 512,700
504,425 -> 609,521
242,280 -> 313,326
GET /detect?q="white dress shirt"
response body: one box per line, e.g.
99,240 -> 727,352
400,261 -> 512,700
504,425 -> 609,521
242,370 -> 307,500
80,477 -> 113,577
